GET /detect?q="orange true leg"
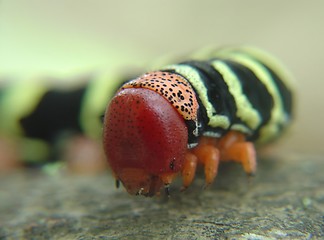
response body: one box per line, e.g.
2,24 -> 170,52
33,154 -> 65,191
181,152 -> 198,191
219,131 -> 257,175
181,132 -> 256,190
192,142 -> 220,187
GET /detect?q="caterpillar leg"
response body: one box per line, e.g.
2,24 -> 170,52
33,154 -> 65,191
193,144 -> 220,187
219,131 -> 257,175
181,131 -> 256,189
181,152 -> 198,191
182,138 -> 220,189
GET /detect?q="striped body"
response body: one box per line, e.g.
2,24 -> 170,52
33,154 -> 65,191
163,47 -> 293,146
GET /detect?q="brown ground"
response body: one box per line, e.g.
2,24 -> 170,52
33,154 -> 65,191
1,152 -> 323,239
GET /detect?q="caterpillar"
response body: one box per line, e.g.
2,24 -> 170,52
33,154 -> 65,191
0,73 -> 124,168
0,46 -> 293,197
103,46 -> 294,197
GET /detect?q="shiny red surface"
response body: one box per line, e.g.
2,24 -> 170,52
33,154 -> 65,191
103,88 -> 187,194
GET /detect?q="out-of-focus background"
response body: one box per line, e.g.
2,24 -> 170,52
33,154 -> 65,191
1,0 -> 323,156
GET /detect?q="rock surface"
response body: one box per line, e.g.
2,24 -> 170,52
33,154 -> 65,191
0,152 -> 323,240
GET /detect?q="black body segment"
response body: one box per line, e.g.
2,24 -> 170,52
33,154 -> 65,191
20,86 -> 87,142
260,64 -> 293,117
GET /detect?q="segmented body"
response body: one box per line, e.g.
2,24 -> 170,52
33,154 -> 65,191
104,46 -> 294,196
164,47 -> 293,145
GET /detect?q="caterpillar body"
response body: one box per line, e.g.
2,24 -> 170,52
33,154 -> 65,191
103,46 -> 293,196
0,74 -> 123,166
0,46 -> 293,197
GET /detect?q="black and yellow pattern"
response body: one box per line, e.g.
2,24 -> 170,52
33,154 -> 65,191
0,73 -> 124,163
162,46 -> 293,145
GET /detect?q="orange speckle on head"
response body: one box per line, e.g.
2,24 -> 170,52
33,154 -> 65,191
122,71 -> 198,122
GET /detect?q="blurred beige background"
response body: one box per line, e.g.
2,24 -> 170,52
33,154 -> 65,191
0,0 -> 323,155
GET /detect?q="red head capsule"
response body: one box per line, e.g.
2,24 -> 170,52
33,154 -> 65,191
103,87 -> 188,196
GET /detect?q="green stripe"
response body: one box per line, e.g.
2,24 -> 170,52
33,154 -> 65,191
0,79 -> 47,136
80,71 -> 123,139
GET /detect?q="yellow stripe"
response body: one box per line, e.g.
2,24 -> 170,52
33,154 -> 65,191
210,60 -> 261,131
218,46 -> 295,92
231,123 -> 252,134
216,52 -> 286,143
79,71 -> 123,139
162,64 -> 230,129
0,79 -> 47,136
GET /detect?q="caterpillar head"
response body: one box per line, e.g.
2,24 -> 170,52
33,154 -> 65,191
103,87 -> 188,196
103,71 -> 199,196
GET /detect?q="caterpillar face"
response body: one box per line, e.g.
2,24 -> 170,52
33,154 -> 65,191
103,86 -> 188,196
